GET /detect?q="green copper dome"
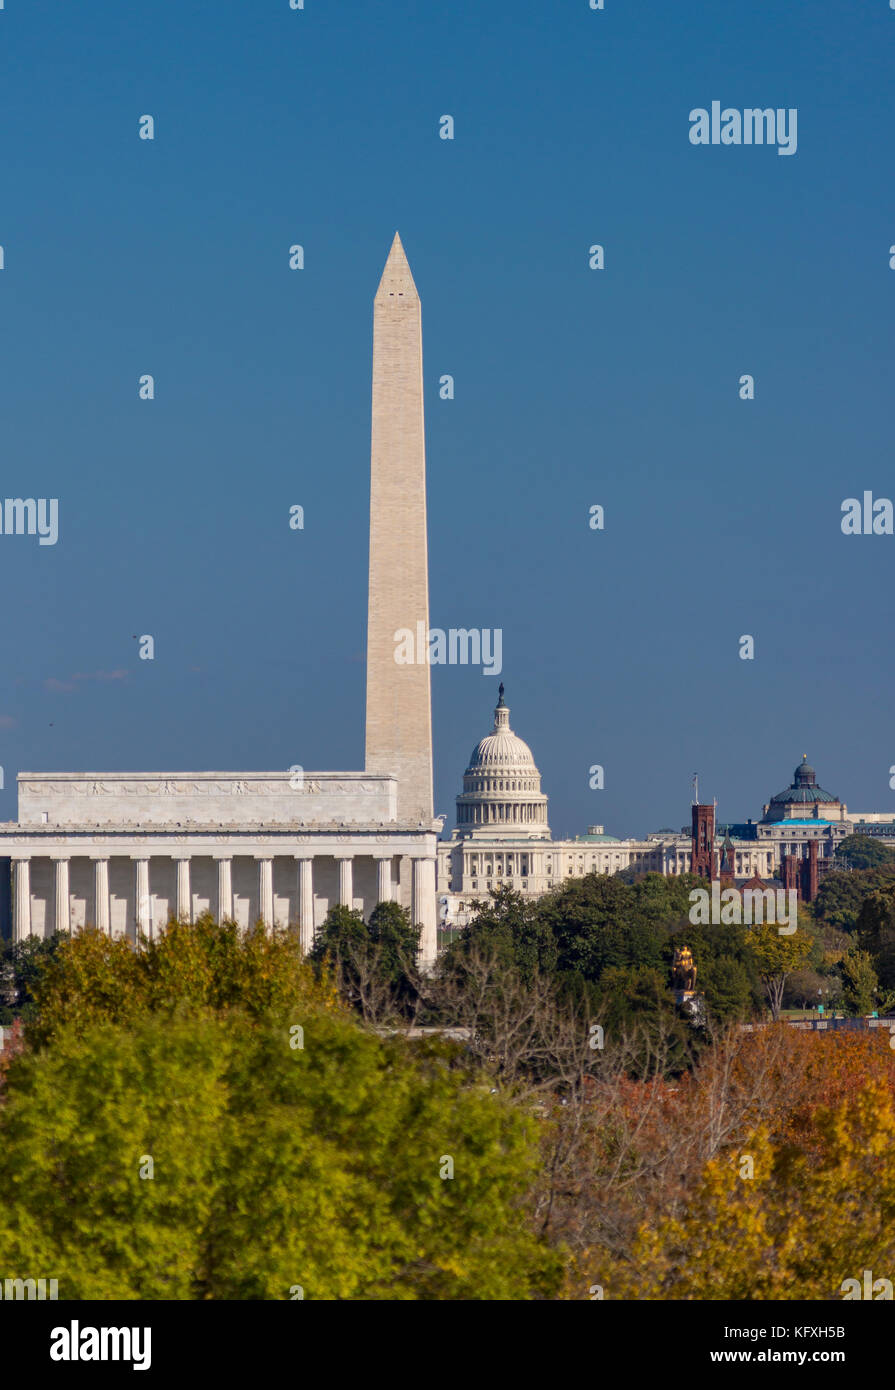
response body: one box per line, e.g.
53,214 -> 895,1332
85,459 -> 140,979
762,755 -> 839,822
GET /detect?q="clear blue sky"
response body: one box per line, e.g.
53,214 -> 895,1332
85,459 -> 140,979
1,0 -> 893,839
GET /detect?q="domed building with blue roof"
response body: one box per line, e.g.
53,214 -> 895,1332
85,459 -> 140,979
761,755 -> 846,824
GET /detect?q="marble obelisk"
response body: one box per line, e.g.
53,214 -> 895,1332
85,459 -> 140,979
365,233 -> 434,827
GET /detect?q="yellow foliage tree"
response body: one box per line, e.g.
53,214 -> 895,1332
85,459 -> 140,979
605,1082 -> 895,1299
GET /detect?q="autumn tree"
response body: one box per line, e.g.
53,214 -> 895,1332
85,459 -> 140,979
29,915 -> 324,1047
604,1082 -> 895,1300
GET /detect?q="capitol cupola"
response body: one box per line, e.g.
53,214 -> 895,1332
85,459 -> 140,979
454,684 -> 550,840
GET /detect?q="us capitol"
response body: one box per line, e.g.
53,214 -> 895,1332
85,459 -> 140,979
436,685 -> 895,930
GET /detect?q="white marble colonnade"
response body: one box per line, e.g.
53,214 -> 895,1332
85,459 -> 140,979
1,772 -> 440,965
7,849 -> 418,959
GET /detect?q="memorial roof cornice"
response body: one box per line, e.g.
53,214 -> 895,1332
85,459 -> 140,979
0,821 -> 439,837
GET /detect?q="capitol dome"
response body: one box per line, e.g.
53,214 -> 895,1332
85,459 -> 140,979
455,685 -> 550,840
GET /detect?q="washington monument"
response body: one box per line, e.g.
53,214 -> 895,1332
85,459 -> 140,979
365,233 -> 434,828
0,233 -> 440,964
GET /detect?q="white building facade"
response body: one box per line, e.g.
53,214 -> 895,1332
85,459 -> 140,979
0,773 -> 436,952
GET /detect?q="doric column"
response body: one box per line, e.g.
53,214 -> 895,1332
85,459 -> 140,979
13,859 -> 31,942
296,857 -> 314,953
94,857 -> 110,934
217,856 -> 233,921
412,856 -> 437,968
134,858 -> 151,939
54,857 -> 71,935
376,856 -> 393,904
176,857 -> 191,922
338,856 -> 353,908
258,856 -> 274,928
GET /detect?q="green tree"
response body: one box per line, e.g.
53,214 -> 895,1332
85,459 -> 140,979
0,932 -> 69,1025
310,902 -> 421,1020
836,835 -> 895,871
367,900 -> 422,980
0,1016 -> 230,1297
442,885 -> 557,985
744,922 -> 812,1021
857,887 -> 895,992
813,867 -> 895,934
0,1011 -> 561,1300
310,903 -> 373,965
595,965 -> 692,1069
536,873 -> 667,983
630,872 -> 705,929
840,949 -> 879,1016
699,956 -> 755,1024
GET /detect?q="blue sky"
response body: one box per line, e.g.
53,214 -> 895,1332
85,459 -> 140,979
1,0 -> 893,838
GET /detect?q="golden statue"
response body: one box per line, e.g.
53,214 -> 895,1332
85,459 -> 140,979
672,945 -> 697,992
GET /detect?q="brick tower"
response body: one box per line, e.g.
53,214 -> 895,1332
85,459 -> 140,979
691,803 -> 717,879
